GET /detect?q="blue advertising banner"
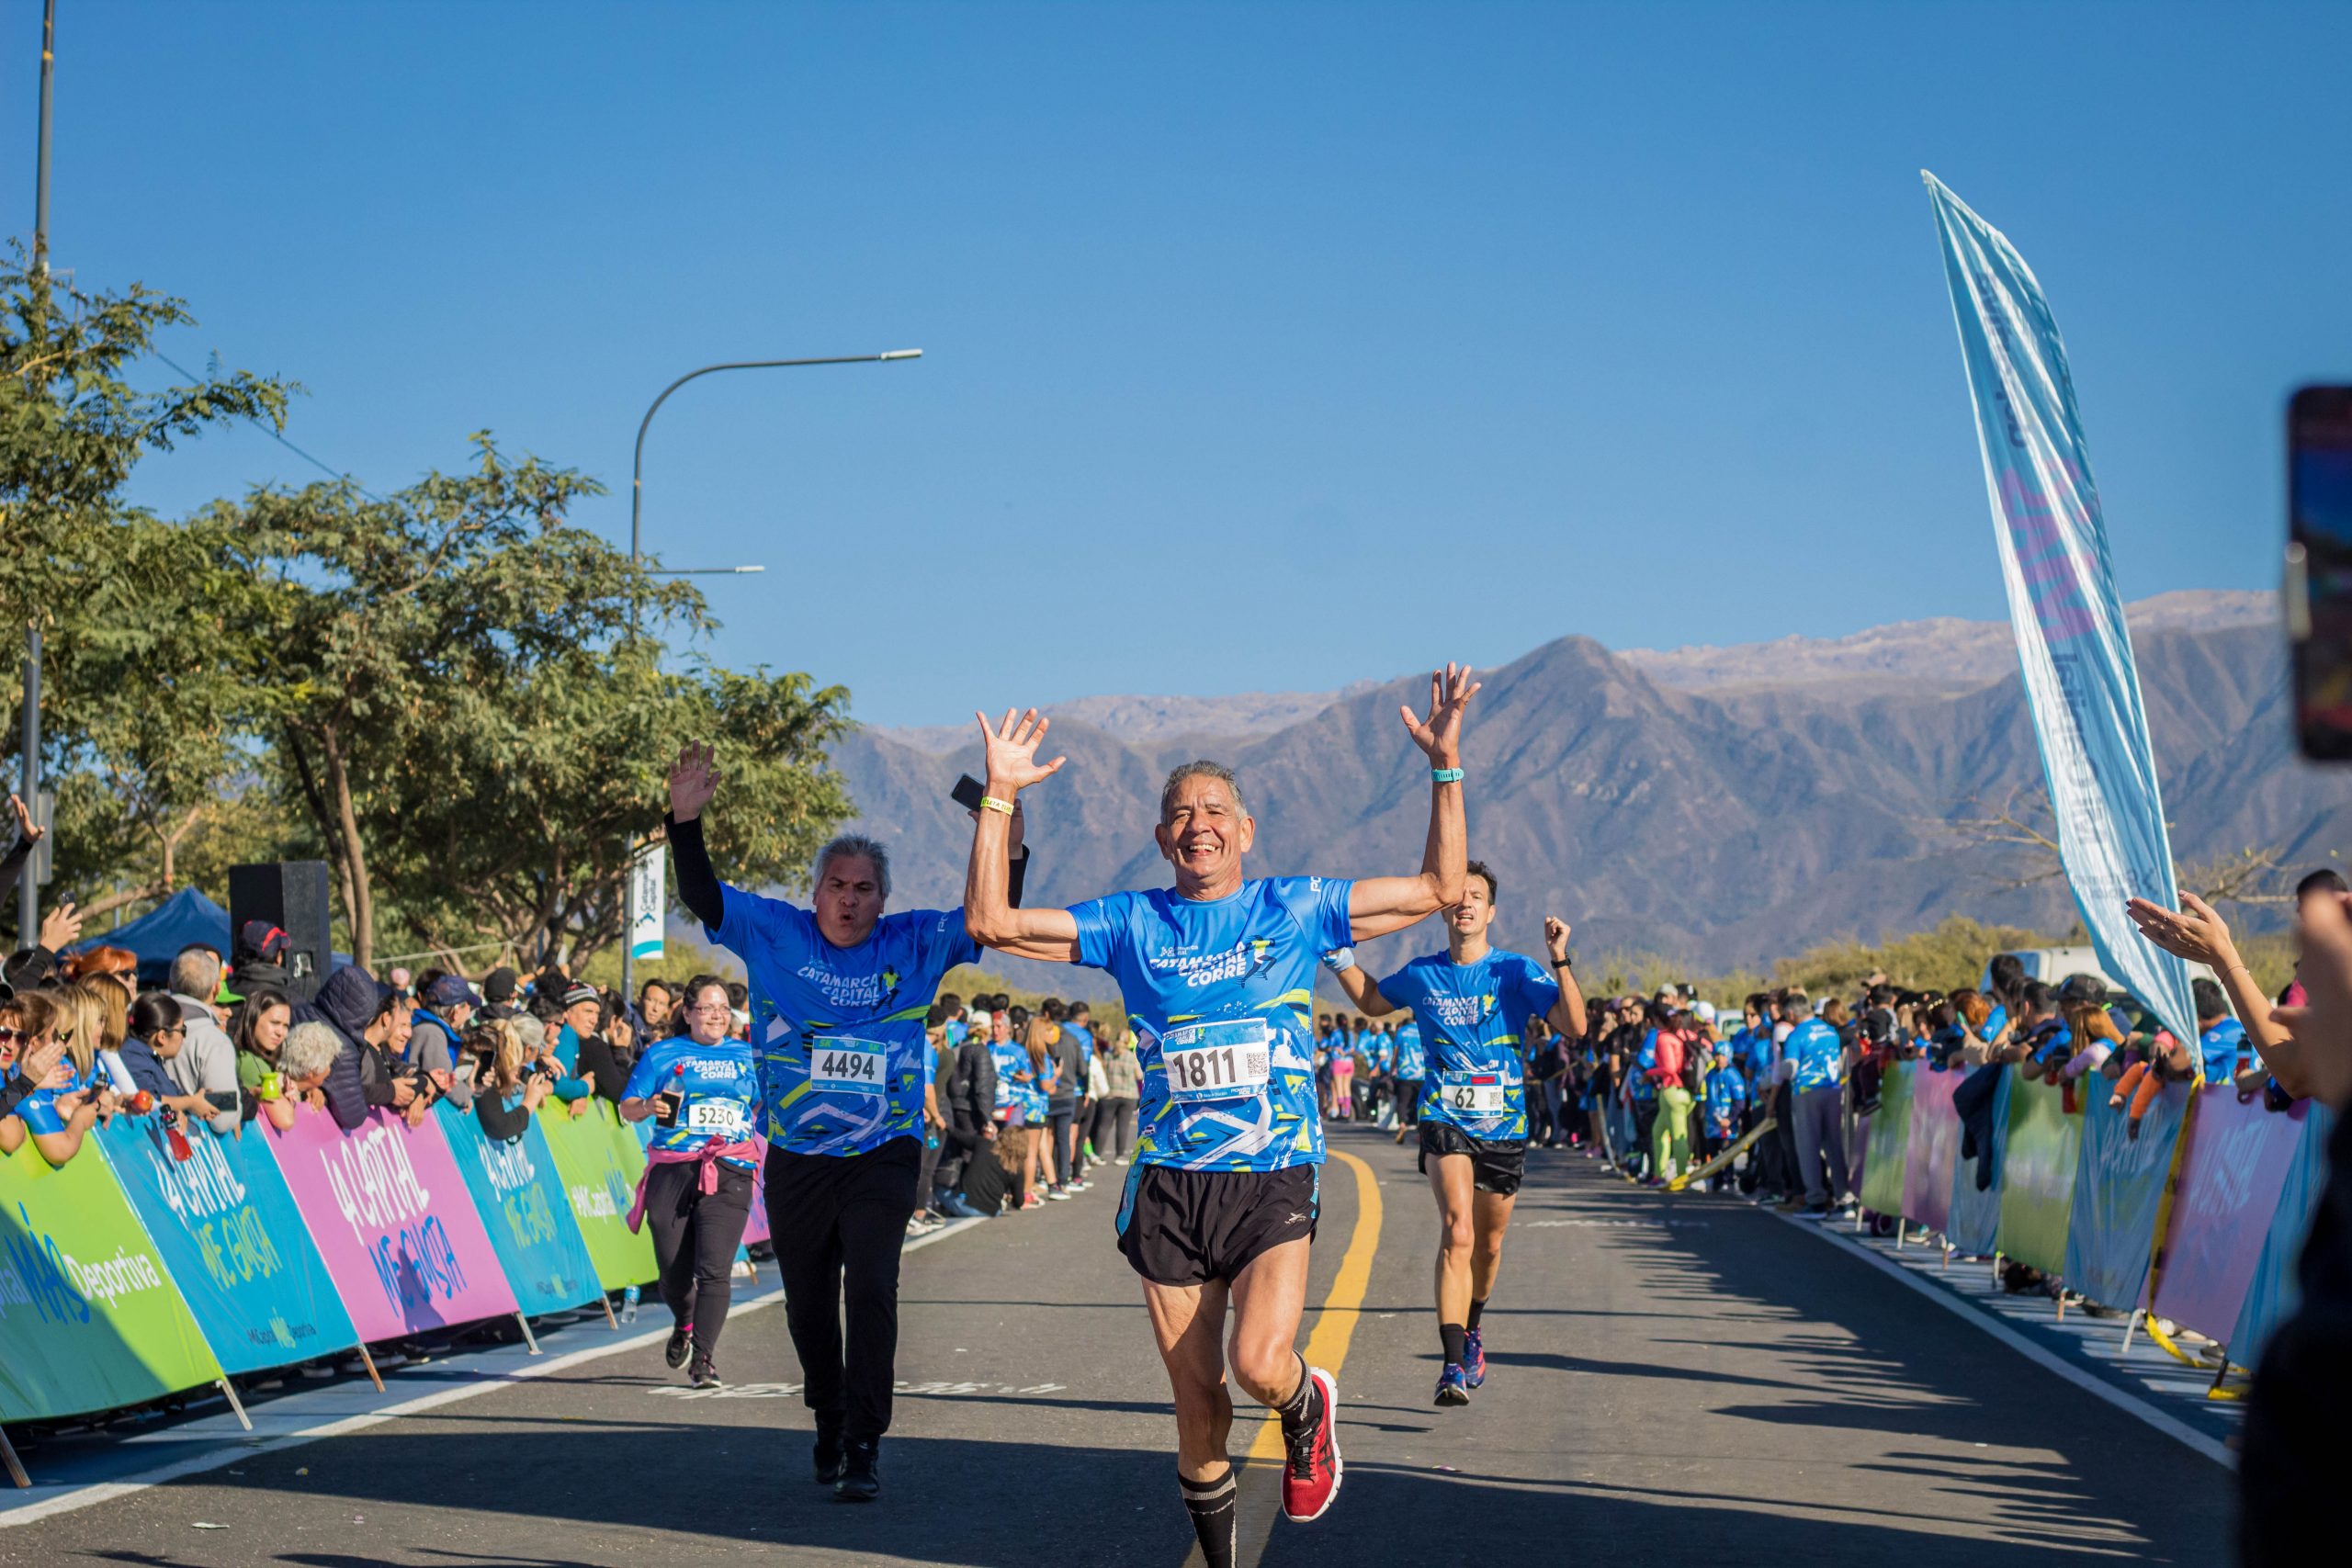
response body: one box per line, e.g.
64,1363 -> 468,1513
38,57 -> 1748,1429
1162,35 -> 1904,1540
2229,1100 -> 2335,1367
2062,1077 -> 2189,1312
435,1101 -> 605,1318
94,1115 -> 360,1379
1924,172 -> 2198,1043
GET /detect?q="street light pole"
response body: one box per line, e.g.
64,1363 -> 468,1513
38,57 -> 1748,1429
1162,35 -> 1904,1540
18,0 -> 56,949
620,348 -> 921,1000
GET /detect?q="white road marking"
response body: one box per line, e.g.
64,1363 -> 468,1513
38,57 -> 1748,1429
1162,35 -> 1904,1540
0,1216 -> 987,1528
1772,1209 -> 2235,1471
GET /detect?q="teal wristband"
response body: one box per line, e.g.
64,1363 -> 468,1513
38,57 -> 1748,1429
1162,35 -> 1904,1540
1430,767 -> 1464,784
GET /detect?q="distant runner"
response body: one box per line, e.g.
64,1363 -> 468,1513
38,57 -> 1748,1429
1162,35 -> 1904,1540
961,667 -> 1477,1568
1324,863 -> 1584,1404
621,974 -> 762,1389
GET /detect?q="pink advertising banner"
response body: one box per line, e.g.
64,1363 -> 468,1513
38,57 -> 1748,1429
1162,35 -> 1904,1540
1905,1064 -> 1962,1235
2148,1088 -> 2303,1345
262,1108 -> 519,1342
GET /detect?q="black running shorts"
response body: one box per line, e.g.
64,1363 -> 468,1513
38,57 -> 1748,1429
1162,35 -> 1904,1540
1115,1163 -> 1320,1286
1418,1121 -> 1527,1197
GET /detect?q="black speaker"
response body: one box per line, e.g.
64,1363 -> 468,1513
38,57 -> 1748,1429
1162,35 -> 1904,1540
229,860 -> 335,1003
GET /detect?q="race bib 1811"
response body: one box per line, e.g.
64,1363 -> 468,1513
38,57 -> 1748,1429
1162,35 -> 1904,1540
1160,1019 -> 1272,1104
811,1037 -> 888,1098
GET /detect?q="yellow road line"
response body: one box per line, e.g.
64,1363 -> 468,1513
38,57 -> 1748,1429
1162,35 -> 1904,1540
1182,1146 -> 1385,1568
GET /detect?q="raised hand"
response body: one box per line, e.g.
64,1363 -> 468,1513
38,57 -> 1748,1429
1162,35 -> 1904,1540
1400,663 -> 1480,768
37,899 -> 81,954
974,707 -> 1068,797
2124,891 -> 2235,969
5,793 -> 40,845
669,741 -> 719,823
1544,916 -> 1573,963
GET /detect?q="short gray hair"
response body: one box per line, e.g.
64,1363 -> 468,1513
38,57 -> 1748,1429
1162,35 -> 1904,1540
169,949 -> 222,1002
816,834 -> 892,899
508,1013 -> 547,1052
279,1021 -> 344,1082
1783,994 -> 1815,1021
1160,761 -> 1247,823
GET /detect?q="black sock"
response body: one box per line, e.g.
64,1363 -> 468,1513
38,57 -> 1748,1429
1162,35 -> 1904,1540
1179,1468 -> 1237,1568
1441,1322 -> 1467,1365
1466,1298 -> 1487,1333
1274,1354 -> 1319,1432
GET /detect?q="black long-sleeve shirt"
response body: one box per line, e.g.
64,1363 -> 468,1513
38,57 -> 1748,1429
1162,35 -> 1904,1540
575,1032 -> 634,1106
663,812 -> 1030,935
475,1087 -> 534,1143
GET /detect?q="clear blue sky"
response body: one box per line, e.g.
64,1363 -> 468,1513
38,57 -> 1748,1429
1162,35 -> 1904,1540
16,1 -> 2345,727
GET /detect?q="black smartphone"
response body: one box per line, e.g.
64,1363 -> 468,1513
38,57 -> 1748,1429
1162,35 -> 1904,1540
2290,385 -> 2352,760
654,1089 -> 683,1127
951,773 -> 988,812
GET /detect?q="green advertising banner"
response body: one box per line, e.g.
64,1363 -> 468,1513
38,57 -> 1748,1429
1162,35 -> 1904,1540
0,1140 -> 224,1421
534,1100 -> 656,1290
1858,1061 -> 1913,1218
1995,1074 -> 2084,1276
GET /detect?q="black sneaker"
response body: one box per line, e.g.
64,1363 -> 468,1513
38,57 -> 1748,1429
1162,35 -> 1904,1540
834,1438 -> 880,1502
664,1325 -> 693,1370
687,1353 -> 722,1390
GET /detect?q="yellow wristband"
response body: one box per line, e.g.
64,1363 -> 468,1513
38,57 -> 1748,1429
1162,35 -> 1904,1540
979,795 -> 1016,816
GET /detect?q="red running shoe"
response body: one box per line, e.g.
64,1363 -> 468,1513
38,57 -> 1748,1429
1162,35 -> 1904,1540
1280,1366 -> 1342,1522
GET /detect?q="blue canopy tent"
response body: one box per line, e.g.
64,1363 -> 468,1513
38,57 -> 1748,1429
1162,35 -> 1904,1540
68,887 -> 233,987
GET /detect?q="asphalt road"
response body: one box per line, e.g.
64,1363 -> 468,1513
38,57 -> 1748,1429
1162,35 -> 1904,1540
1,1124 -> 2235,1567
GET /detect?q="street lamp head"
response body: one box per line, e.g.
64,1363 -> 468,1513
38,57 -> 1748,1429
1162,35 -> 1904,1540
879,349 -> 923,361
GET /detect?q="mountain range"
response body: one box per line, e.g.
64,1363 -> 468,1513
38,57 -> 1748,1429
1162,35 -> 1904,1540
822,589 -> 2337,990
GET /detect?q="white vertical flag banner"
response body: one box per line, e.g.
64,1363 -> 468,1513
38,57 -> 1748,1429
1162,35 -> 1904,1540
628,840 -> 667,964
1923,170 -> 2197,1043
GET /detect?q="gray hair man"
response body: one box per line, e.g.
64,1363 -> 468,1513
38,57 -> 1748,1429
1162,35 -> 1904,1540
166,944 -> 241,1135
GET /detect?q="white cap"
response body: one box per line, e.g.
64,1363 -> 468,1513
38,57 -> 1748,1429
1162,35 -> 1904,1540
1693,1000 -> 1718,1024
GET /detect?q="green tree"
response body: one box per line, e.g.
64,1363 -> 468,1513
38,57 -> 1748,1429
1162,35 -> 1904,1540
216,436 -> 853,971
0,254 -> 293,917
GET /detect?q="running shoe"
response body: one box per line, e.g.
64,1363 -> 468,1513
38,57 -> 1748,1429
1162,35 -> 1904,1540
1046,1185 -> 1072,1201
834,1439 -> 881,1503
687,1353 -> 722,1390
664,1324 -> 693,1369
1280,1366 -> 1342,1522
1023,1192 -> 1045,1210
1432,1362 -> 1470,1407
1462,1328 -> 1487,1389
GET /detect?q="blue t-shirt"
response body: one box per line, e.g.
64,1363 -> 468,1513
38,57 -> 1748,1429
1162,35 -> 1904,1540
1379,947 -> 1559,1143
2197,1018 -> 2248,1086
1063,1021 -> 1095,1096
997,1038 -> 1050,1121
1703,1057 -> 1747,1122
1628,1032 -> 1659,1102
1394,1021 -> 1425,1080
1785,1019 -> 1845,1092
708,885 -> 977,1157
1068,875 -> 1351,1172
623,1036 -> 763,1169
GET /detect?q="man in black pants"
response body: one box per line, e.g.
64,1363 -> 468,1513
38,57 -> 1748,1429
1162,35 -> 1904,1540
664,743 -> 1030,1502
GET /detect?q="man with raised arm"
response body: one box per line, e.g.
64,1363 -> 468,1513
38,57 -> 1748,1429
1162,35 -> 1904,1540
962,665 -> 1477,1568
663,742 -> 1031,1503
1322,860 -> 1586,1406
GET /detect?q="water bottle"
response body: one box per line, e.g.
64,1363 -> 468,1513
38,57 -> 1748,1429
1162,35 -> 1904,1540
622,1284 -> 640,1324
